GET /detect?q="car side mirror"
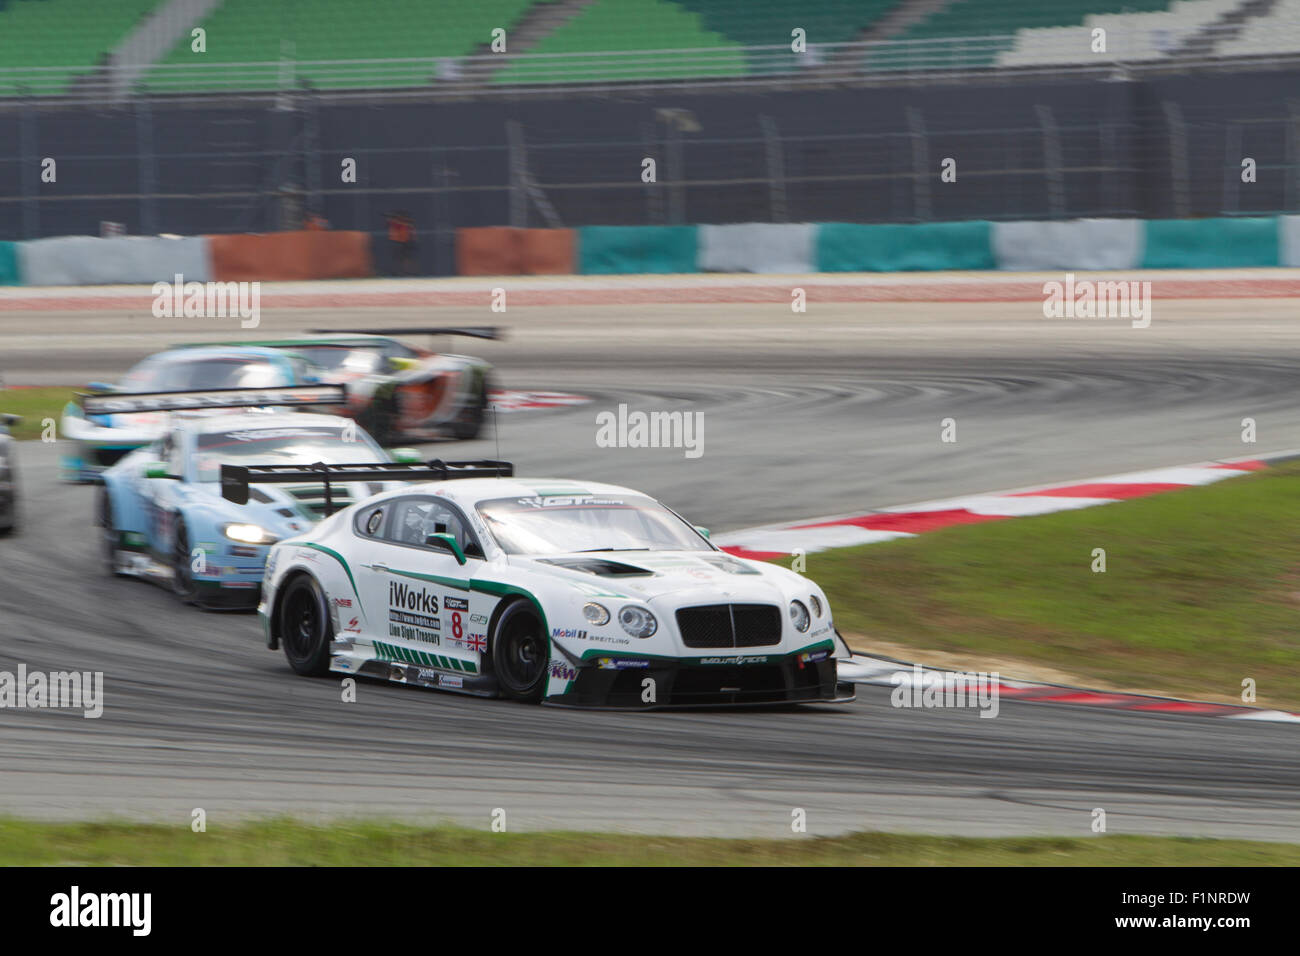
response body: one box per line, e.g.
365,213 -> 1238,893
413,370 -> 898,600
391,447 -> 421,464
425,532 -> 467,565
694,526 -> 710,539
144,462 -> 178,480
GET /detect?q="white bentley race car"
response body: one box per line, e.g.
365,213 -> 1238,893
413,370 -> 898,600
227,460 -> 854,708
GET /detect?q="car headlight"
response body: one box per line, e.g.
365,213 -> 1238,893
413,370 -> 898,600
809,594 -> 823,618
222,522 -> 277,545
583,602 -> 610,626
618,606 -> 657,638
789,600 -> 811,632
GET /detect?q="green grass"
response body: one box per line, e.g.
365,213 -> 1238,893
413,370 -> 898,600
812,462 -> 1300,710
1,818 -> 1296,866
0,387 -> 78,440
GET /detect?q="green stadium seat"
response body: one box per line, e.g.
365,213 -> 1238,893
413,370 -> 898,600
0,0 -> 162,94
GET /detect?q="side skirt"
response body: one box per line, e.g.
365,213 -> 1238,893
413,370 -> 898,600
329,643 -> 497,698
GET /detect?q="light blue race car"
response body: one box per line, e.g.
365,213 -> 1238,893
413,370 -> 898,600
61,345 -> 325,482
96,386 -> 414,609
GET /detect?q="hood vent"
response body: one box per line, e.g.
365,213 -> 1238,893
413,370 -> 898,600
538,557 -> 653,577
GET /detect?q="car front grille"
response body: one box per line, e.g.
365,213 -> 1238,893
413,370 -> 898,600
676,603 -> 781,648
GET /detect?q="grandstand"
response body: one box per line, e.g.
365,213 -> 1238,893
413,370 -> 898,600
0,0 -> 160,94
148,0 -> 539,90
0,0 -> 1298,97
1218,0 -> 1300,56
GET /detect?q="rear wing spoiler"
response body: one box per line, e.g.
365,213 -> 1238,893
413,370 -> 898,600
80,384 -> 347,416
307,326 -> 503,341
220,458 -> 514,515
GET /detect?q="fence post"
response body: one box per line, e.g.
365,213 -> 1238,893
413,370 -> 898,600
759,114 -> 788,223
643,120 -> 664,225
135,97 -> 159,235
1222,122 -> 1242,216
666,120 -> 685,225
1286,100 -> 1299,215
1163,100 -> 1191,218
19,96 -> 37,239
1035,104 -> 1066,220
506,119 -> 526,228
905,106 -> 930,222
302,92 -> 321,218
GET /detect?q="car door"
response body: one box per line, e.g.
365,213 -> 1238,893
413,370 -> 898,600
352,494 -> 489,681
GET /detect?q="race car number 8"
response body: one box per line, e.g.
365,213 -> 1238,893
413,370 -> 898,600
452,612 -> 463,640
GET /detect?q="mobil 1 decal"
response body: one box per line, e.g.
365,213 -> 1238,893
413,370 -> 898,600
388,580 -> 440,644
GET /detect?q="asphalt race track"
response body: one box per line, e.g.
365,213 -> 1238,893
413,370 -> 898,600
1,294 -> 1298,838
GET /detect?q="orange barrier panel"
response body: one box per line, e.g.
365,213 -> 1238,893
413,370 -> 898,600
207,231 -> 372,282
520,228 -> 575,274
456,227 -> 522,276
456,227 -> 576,275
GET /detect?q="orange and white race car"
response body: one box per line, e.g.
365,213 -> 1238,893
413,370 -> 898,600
188,327 -> 499,445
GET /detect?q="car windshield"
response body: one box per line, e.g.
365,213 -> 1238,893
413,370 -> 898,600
192,425 -> 385,482
123,357 -> 293,391
289,346 -> 383,374
476,494 -> 711,555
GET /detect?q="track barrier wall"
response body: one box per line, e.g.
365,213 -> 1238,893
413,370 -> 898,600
5,219 -> 1300,285
206,231 -> 372,282
1140,217 -> 1279,269
17,236 -> 210,286
577,226 -> 698,275
698,223 -> 816,274
456,227 -> 576,275
990,219 -> 1143,271
816,221 -> 997,272
1282,216 -> 1300,268
0,242 -> 19,285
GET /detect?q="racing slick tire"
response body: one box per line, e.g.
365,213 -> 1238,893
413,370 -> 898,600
489,600 -> 548,702
450,376 -> 490,440
98,487 -> 124,575
170,518 -> 201,604
279,574 -> 334,676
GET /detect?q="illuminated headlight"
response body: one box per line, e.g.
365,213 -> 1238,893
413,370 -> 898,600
583,602 -> 610,626
789,600 -> 811,632
618,606 -> 657,638
222,523 -> 277,545
809,594 -> 823,618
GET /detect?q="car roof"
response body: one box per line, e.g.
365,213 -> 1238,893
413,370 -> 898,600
142,345 -> 300,365
180,336 -> 394,350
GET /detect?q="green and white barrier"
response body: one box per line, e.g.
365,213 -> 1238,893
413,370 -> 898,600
698,223 -> 816,273
578,225 -> 698,274
1139,217 -> 1279,269
0,242 -> 19,285
816,221 -> 996,272
1282,215 -> 1300,268
3,216 -> 1299,286
991,219 -> 1142,271
18,235 -> 212,286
